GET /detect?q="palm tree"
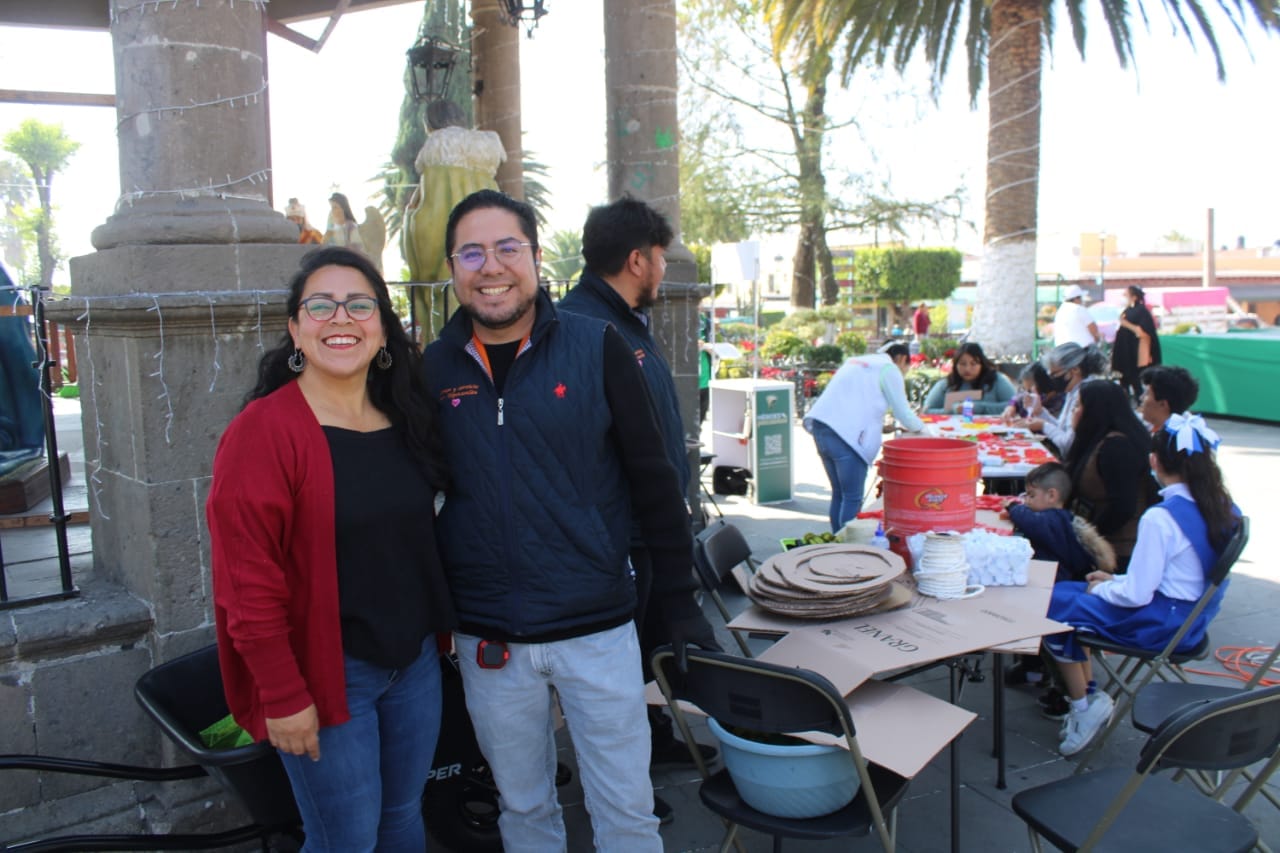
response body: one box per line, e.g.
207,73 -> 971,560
540,229 -> 584,284
767,0 -> 1279,356
2,120 -> 80,289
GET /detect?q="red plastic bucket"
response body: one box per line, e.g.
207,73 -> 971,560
878,437 -> 980,535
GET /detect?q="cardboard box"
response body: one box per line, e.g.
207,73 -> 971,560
714,560 -> 1065,776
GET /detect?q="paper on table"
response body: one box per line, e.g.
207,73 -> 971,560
734,561 -> 1068,687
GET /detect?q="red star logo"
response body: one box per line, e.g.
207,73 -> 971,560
554,383 -> 567,398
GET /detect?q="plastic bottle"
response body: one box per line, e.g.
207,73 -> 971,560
961,397 -> 974,422
870,524 -> 889,549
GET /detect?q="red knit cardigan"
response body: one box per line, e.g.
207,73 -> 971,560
206,381 -> 349,742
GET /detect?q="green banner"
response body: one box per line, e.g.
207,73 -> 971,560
753,387 -> 793,503
1161,331 -> 1280,424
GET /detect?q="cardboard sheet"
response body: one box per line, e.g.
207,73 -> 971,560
734,561 -> 1066,693
644,678 -> 974,779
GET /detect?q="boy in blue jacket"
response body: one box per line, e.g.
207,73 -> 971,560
1001,462 -> 1116,706
1006,462 -> 1115,582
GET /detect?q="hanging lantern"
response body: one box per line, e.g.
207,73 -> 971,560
501,0 -> 548,33
406,36 -> 460,102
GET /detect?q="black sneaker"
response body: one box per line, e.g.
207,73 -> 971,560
1038,687 -> 1070,721
653,795 -> 674,826
1004,658 -> 1046,688
651,738 -> 719,767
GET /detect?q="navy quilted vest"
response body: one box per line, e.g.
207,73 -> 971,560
423,291 -> 635,640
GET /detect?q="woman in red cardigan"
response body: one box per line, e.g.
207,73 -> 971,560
207,247 -> 454,851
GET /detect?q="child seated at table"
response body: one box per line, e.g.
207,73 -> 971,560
1042,413 -> 1240,756
1000,462 -> 1116,696
1002,362 -> 1061,422
1004,462 -> 1116,583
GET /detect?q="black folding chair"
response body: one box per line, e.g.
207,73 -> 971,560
1128,643 -> 1280,852
1073,516 -> 1250,773
1011,683 -> 1280,852
693,520 -> 760,656
651,646 -> 909,853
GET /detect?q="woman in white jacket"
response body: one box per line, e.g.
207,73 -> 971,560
804,343 -> 934,532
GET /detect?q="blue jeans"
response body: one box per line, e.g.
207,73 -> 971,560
455,624 -> 660,853
810,419 -> 871,532
278,638 -> 442,853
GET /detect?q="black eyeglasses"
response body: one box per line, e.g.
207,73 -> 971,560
299,295 -> 379,322
450,239 -> 532,272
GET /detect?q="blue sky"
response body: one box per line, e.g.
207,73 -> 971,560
2,3 -> 1278,282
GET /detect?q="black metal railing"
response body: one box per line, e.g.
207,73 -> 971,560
0,286 -> 78,610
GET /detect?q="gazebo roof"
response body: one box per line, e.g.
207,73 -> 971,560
0,0 -> 411,29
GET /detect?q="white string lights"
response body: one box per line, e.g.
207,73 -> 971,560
108,1 -> 273,211
60,288 -> 287,520
115,169 -> 273,209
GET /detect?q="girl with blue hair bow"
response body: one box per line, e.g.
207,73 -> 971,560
1040,412 -> 1240,757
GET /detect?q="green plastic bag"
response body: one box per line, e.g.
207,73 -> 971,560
198,713 -> 254,750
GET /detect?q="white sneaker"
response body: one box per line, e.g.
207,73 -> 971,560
1059,692 -> 1115,756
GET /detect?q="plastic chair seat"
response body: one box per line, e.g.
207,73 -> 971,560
1012,766 -> 1257,853
1131,681 -> 1241,734
1080,632 -> 1209,665
699,763 -> 910,842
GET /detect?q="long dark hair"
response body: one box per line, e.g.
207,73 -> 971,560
1152,425 -> 1236,551
946,342 -> 999,392
1127,285 -> 1146,307
245,247 -> 448,489
328,192 -> 357,224
1066,380 -> 1151,482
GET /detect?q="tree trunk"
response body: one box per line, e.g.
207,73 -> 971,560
792,223 -> 817,309
818,236 -> 837,306
34,166 -> 54,289
471,0 -> 524,199
972,0 -> 1042,357
790,51 -> 829,310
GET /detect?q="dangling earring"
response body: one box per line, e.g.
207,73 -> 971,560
376,346 -> 393,370
288,348 -> 305,373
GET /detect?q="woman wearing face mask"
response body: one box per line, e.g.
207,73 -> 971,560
1024,342 -> 1107,457
1064,381 -> 1155,572
922,342 -> 1018,414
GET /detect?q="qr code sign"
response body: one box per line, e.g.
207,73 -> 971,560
763,434 -> 783,456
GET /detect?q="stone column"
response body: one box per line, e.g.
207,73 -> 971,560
93,0 -> 298,249
603,0 -> 707,509
471,0 -> 525,199
53,0 -> 305,660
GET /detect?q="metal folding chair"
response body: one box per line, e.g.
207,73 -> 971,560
1128,643 -> 1280,852
693,520 -> 759,656
1073,516 -> 1250,774
651,646 -> 910,853
1012,683 -> 1280,852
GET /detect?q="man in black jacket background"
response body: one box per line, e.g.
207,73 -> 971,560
560,197 -> 720,824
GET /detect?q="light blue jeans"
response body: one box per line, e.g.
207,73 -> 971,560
810,419 -> 871,532
278,638 -> 442,853
455,624 -> 661,853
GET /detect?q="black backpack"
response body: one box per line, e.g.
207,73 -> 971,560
712,465 -> 752,496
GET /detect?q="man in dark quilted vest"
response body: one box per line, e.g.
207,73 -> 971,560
422,189 -> 714,852
559,197 -> 720,824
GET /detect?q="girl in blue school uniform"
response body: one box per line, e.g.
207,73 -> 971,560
1041,412 -> 1240,757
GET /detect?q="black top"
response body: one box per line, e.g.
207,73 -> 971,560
485,339 -> 521,394
324,426 -> 456,669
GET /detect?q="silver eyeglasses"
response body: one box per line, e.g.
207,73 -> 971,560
450,239 -> 533,271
